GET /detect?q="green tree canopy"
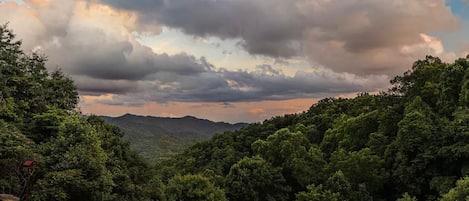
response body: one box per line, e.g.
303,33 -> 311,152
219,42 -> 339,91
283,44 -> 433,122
225,156 -> 290,201
0,24 -> 78,125
165,174 -> 225,201
440,177 -> 469,201
0,120 -> 36,195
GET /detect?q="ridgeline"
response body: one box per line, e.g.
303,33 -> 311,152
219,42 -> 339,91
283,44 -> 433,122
101,114 -> 246,161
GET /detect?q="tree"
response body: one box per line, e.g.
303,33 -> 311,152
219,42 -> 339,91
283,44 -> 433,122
325,170 -> 354,200
87,115 -> 165,201
386,96 -> 440,198
397,193 -> 417,201
440,177 -> 469,201
44,70 -> 78,111
226,156 -> 290,201
165,174 -> 225,201
321,111 -> 380,154
328,148 -> 387,195
437,63 -> 466,116
459,68 -> 469,107
253,128 -> 326,189
295,184 -> 339,201
0,120 -> 37,195
293,123 -> 321,145
31,113 -> 113,201
0,24 -> 78,124
391,55 -> 445,104
28,108 -> 67,143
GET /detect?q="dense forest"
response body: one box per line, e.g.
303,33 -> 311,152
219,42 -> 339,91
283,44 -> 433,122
1,25 -> 468,201
101,114 -> 246,161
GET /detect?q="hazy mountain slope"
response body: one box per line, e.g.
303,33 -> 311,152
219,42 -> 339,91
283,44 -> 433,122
101,114 -> 246,161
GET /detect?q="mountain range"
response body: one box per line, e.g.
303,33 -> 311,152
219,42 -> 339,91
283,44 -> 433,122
100,114 -> 247,161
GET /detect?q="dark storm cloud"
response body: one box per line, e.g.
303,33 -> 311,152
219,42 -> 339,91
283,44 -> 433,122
75,76 -> 138,95
47,27 -> 209,81
96,64 -> 387,104
97,0 -> 164,12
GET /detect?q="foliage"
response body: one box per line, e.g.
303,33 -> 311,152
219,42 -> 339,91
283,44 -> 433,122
0,120 -> 37,195
440,177 -> 469,201
0,25 -> 162,201
31,113 -> 114,201
165,174 -> 225,201
0,25 -> 78,125
295,184 -> 339,201
157,54 -> 469,201
225,156 -> 290,201
101,114 -> 245,162
397,193 -> 417,201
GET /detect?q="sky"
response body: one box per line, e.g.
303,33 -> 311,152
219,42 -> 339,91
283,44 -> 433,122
1,0 -> 468,123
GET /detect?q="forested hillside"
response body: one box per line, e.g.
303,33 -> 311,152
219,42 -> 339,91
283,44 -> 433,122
1,25 -> 469,201
101,114 -> 246,161
155,57 -> 469,200
0,25 -> 164,200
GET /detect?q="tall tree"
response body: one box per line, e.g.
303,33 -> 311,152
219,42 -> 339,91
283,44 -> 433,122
31,113 -> 113,201
225,156 -> 290,201
0,120 -> 37,195
0,24 -> 78,125
386,96 -> 440,198
439,177 -> 469,201
253,128 -> 326,189
165,174 -> 225,201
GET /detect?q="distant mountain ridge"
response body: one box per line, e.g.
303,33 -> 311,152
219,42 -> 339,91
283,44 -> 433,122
100,114 -> 247,161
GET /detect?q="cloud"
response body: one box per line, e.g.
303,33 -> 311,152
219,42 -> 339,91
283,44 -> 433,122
0,0 -> 458,107
304,33 -> 459,75
26,0 -> 76,37
92,66 -> 388,105
73,76 -> 139,95
98,0 -> 308,57
96,0 -> 164,12
95,0 -> 461,75
0,2 -> 46,49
